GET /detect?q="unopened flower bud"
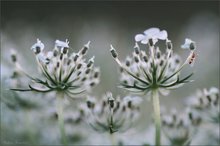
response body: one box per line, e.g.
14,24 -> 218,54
77,63 -> 82,70
127,100 -> 132,108
87,56 -> 95,68
87,100 -> 95,109
31,39 -> 44,55
73,54 -> 79,62
81,41 -> 90,55
166,40 -> 172,50
10,50 -> 17,63
110,45 -> 118,58
134,43 -> 140,55
108,94 -> 115,108
189,42 -> 196,51
149,38 -> 154,46
61,47 -> 69,54
134,56 -> 139,63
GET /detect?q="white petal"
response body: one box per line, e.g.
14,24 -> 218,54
185,38 -> 193,44
144,27 -> 160,35
181,44 -> 190,49
37,53 -> 47,63
31,39 -> 44,51
141,38 -> 149,44
55,40 -> 69,48
135,34 -> 146,42
157,30 -> 168,40
47,51 -> 53,59
181,38 -> 194,49
152,38 -> 158,45
209,87 -> 219,94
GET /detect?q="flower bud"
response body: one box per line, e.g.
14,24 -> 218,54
108,94 -> 115,108
110,45 -> 118,58
149,38 -> 154,46
166,40 -> 172,50
189,42 -> 196,50
81,41 -> 90,55
10,50 -> 17,63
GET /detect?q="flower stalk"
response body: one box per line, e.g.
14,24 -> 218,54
110,28 -> 196,146
152,89 -> 161,146
56,91 -> 67,146
110,133 -> 116,145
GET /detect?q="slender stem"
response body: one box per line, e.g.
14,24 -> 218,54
109,133 -> 116,145
56,92 -> 67,146
109,108 -> 117,145
152,89 -> 161,146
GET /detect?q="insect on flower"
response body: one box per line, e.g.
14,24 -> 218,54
188,51 -> 196,66
110,28 -> 196,96
181,38 -> 197,67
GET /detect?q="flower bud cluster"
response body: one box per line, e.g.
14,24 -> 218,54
81,92 -> 142,134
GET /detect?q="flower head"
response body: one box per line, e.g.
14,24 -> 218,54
187,87 -> 219,123
10,39 -> 100,99
110,28 -> 195,96
81,92 -> 141,134
161,108 -> 201,146
135,27 -> 168,45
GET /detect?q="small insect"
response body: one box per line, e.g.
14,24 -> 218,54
188,51 -> 197,66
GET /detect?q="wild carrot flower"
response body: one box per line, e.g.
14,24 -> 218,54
110,27 -> 196,145
110,29 -> 195,95
135,27 -> 168,45
161,108 -> 201,146
10,39 -> 100,98
187,87 -> 219,123
82,92 -> 141,135
9,39 -> 100,145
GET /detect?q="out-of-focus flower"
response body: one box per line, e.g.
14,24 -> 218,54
10,39 -> 100,99
81,92 -> 142,134
161,108 -> 201,146
187,87 -> 219,123
110,28 -> 195,96
135,27 -> 168,45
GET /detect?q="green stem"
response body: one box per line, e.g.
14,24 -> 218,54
110,133 -> 116,145
152,89 -> 161,146
56,92 -> 67,146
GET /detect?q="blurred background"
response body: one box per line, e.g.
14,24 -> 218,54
1,1 -> 219,145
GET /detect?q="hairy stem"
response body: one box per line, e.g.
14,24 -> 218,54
152,89 -> 161,146
56,92 -> 67,146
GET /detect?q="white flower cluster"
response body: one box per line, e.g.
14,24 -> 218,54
110,27 -> 196,96
81,92 -> 142,134
161,108 -> 201,146
11,39 -> 100,99
187,87 -> 219,123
